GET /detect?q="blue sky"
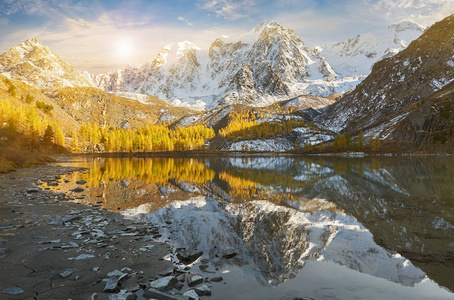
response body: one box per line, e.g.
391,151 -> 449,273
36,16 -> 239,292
0,0 -> 452,74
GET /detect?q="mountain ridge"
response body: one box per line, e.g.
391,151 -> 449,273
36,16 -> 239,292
93,20 -> 423,110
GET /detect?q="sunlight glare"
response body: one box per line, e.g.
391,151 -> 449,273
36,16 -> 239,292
114,39 -> 134,59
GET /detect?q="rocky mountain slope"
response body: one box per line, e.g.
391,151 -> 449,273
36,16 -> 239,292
387,81 -> 454,150
0,38 -> 94,90
317,15 -> 454,138
95,21 -> 423,110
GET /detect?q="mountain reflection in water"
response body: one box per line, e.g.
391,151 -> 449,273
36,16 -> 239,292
57,156 -> 454,298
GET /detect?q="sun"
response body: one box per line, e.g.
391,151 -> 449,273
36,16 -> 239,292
114,39 -> 134,59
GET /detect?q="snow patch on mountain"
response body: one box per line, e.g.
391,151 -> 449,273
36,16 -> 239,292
321,21 -> 424,77
93,20 -> 423,110
223,138 -> 293,152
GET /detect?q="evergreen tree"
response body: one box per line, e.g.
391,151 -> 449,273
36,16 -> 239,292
357,130 -> 364,151
71,129 -> 79,152
345,132 -> 352,149
54,125 -> 65,146
43,125 -> 54,146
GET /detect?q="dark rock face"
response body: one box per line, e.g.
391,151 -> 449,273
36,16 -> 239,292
388,82 -> 454,151
318,14 -> 454,136
176,250 -> 203,264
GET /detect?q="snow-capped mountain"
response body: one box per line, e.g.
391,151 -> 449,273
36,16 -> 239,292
317,15 -> 454,135
0,38 -> 94,89
95,21 -> 341,110
321,21 -> 424,77
95,20 -> 423,110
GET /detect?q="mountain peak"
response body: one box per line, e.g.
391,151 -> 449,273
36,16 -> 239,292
388,21 -> 424,33
0,38 -> 94,89
253,20 -> 285,33
24,37 -> 44,46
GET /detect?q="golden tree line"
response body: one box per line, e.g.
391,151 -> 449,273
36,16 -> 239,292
0,100 -> 64,149
219,110 -> 320,141
73,122 -> 215,153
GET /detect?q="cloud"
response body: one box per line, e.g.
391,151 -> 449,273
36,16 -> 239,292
0,0 -> 71,17
371,0 -> 454,26
197,0 -> 256,20
177,16 -> 193,26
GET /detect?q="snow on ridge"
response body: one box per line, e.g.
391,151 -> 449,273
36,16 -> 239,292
224,138 -> 293,152
93,20 -> 424,110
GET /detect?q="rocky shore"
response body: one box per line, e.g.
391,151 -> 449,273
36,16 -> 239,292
0,161 -> 221,300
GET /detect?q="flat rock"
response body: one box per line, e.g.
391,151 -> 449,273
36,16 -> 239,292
68,254 -> 95,260
59,269 -> 74,278
104,273 -> 128,293
194,285 -> 211,296
187,274 -> 203,287
145,288 -> 184,300
0,224 -> 15,229
107,290 -> 137,300
183,289 -> 200,300
149,276 -> 177,292
26,187 -> 40,193
222,251 -> 237,259
176,250 -> 203,264
210,276 -> 223,282
2,287 -> 24,295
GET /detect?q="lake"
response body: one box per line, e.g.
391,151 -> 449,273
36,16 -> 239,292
53,155 -> 454,300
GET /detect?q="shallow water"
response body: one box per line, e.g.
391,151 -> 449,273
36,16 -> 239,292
55,155 -> 454,299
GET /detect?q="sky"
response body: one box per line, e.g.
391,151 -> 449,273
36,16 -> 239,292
0,0 -> 452,74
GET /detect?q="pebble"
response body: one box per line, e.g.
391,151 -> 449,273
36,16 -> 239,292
0,248 -> 9,259
211,276 -> 223,282
59,270 -> 74,278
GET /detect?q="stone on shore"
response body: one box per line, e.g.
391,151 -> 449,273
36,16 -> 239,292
194,285 -> 211,296
210,276 -> 223,282
187,274 -> 203,287
183,289 -> 200,300
59,269 -> 74,278
149,276 -> 178,291
176,250 -> 203,264
2,287 -> 24,295
104,271 -> 128,293
107,289 -> 137,300
145,288 -> 185,300
0,248 -> 9,259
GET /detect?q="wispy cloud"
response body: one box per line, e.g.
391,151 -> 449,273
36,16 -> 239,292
197,0 -> 256,20
371,0 -> 454,26
177,16 -> 193,26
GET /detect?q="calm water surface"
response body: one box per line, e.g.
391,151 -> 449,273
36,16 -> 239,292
54,156 -> 454,300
